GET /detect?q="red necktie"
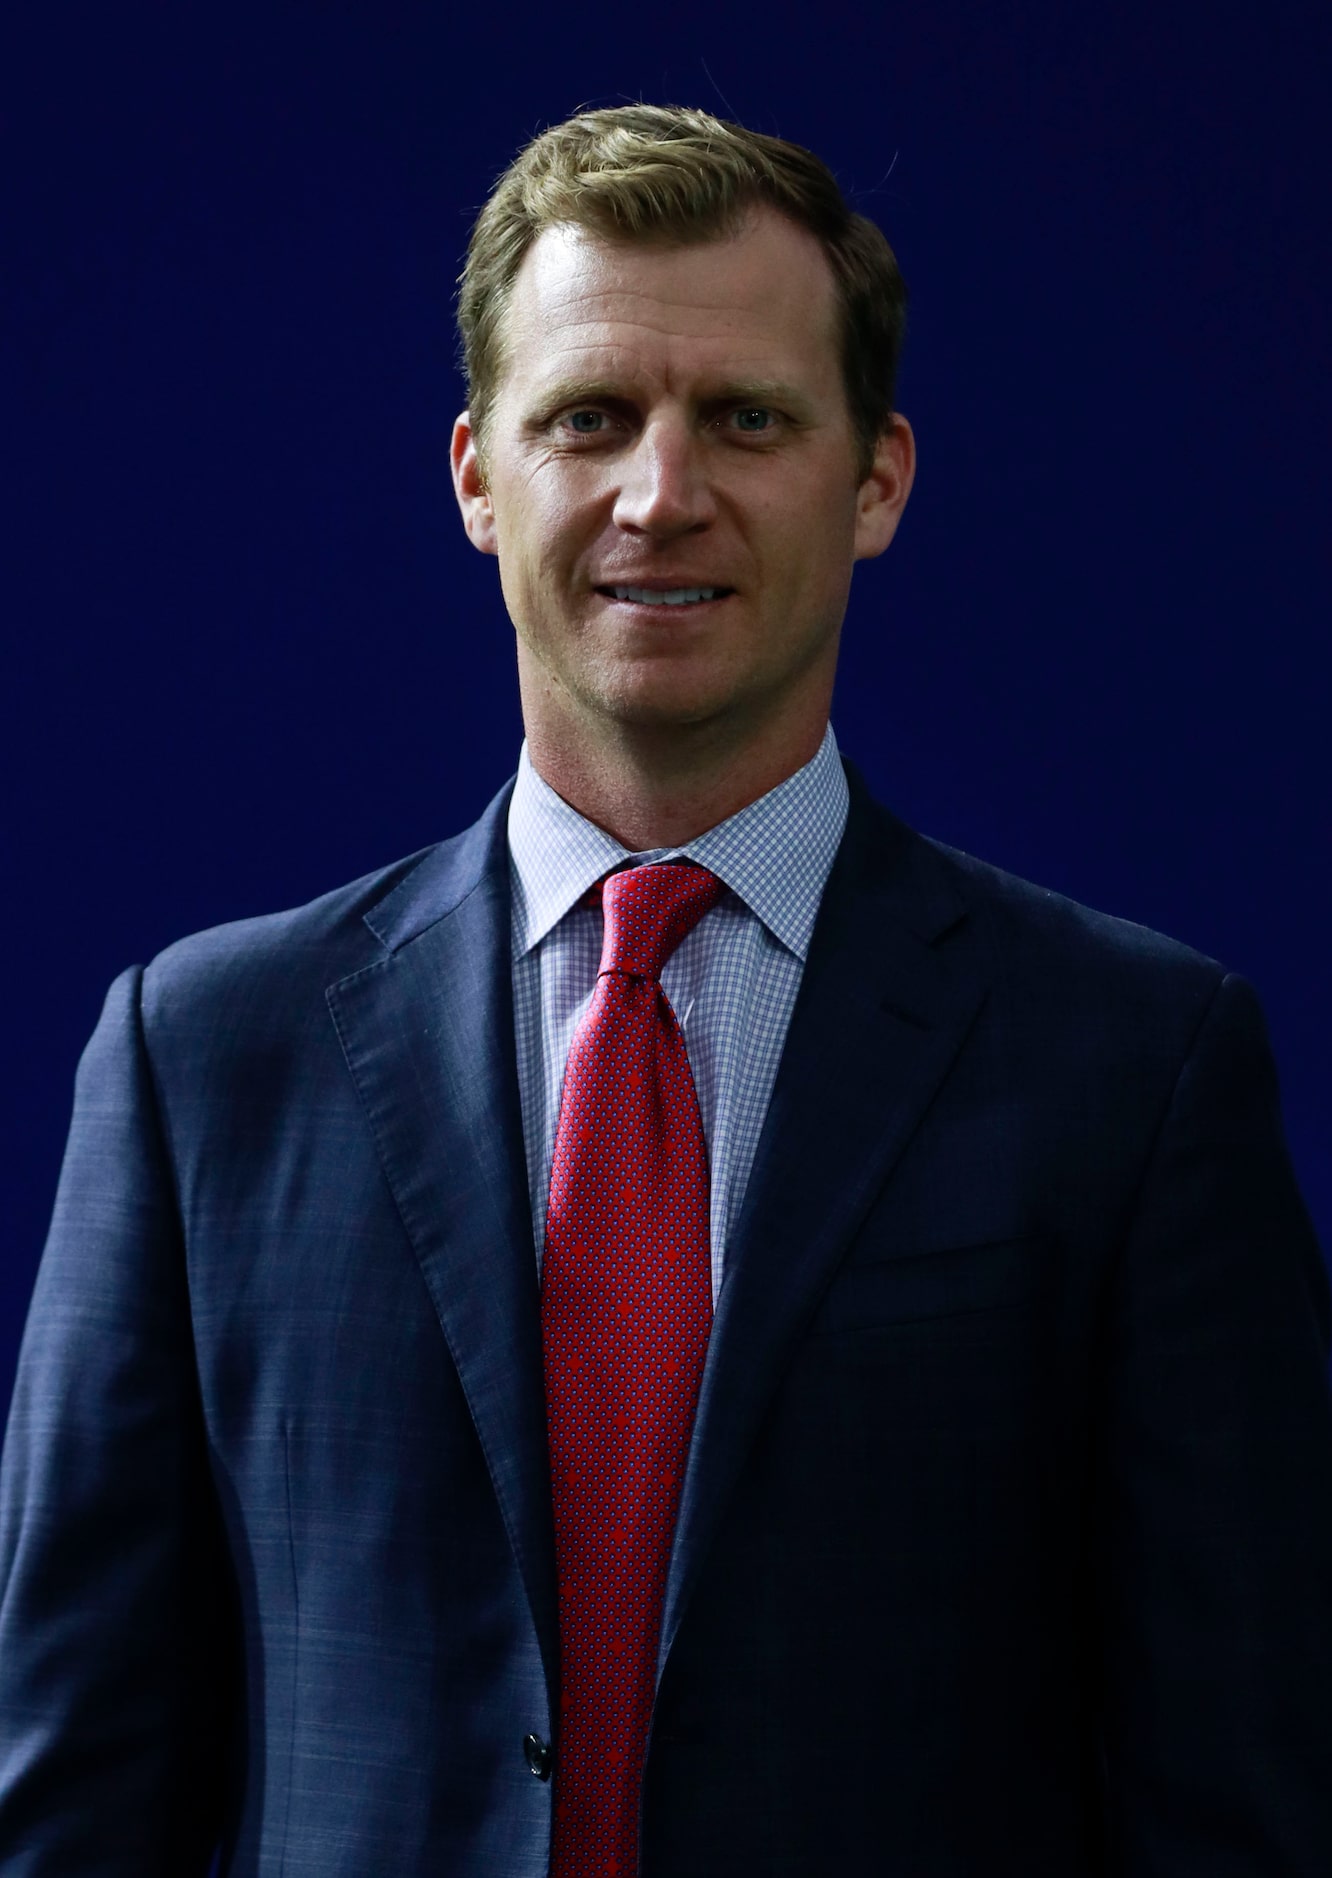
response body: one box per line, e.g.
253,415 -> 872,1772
542,860 -> 724,1878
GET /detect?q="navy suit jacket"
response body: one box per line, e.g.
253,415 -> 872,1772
2,762 -> 1331,1875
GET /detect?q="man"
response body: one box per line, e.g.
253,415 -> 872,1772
1,102 -> 1330,1876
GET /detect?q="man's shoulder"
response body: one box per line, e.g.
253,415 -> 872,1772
846,762 -> 1223,993
138,779 -> 514,1035
928,830 -> 1219,971
143,843 -> 427,996
912,823 -> 1231,1045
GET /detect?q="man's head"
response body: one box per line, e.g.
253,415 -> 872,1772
456,105 -> 908,490
449,105 -> 915,826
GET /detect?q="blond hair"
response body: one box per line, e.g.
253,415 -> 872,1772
456,104 -> 907,483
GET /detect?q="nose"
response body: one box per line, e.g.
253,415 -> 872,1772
611,414 -> 717,539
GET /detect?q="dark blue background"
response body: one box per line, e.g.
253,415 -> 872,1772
4,0 -> 1329,1415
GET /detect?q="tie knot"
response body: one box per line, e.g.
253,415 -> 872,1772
597,862 -> 724,981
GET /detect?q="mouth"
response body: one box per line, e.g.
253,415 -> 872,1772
594,584 -> 735,611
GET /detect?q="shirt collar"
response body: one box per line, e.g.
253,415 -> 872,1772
507,722 -> 849,963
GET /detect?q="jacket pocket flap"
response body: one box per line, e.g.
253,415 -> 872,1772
809,1235 -> 1050,1333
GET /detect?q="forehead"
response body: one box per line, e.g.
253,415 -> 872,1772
497,207 -> 843,399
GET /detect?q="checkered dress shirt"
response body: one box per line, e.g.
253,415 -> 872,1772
507,723 -> 849,1304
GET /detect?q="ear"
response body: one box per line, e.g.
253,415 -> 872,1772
852,413 -> 916,563
450,410 -> 499,557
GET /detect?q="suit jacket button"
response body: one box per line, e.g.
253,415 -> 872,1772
524,1733 -> 553,1780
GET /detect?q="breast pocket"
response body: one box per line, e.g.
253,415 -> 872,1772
808,1234 -> 1051,1336
803,1233 -> 1061,1444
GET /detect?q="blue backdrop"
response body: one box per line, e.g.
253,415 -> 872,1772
3,0 -> 1329,1414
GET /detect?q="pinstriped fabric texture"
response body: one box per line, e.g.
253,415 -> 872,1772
508,723 -> 850,1303
542,862 -> 724,1878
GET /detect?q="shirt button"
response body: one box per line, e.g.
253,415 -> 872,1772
524,1732 -> 553,1780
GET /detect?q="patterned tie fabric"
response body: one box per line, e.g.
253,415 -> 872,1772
542,860 -> 725,1878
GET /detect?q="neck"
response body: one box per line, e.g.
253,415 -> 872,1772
521,712 -> 828,850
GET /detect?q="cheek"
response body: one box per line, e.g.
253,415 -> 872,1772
792,494 -> 859,584
763,504 -> 858,637
750,471 -> 854,555
497,480 -> 597,586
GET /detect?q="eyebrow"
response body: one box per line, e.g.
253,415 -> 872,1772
522,376 -> 816,423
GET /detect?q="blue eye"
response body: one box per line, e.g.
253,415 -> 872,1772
565,410 -> 605,434
731,408 -> 774,432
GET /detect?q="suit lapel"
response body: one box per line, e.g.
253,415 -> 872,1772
320,766 -> 987,1705
660,775 -> 988,1669
325,782 -> 560,1692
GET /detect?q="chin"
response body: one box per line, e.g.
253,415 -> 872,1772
586,675 -> 744,731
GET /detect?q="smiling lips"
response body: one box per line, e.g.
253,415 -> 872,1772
596,583 -> 734,607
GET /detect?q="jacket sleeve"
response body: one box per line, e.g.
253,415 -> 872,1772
1094,970 -> 1332,1871
0,966 -> 236,1874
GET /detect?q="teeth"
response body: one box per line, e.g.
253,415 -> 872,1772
610,586 -> 722,605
